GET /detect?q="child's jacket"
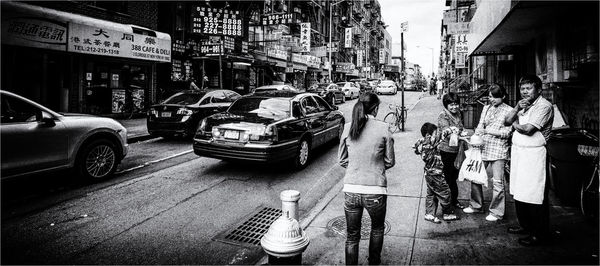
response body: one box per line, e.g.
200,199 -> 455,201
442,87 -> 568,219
413,137 -> 444,176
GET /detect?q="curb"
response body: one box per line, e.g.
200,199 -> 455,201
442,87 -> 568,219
127,134 -> 156,144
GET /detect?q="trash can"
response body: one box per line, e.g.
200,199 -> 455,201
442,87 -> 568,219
547,128 -> 598,205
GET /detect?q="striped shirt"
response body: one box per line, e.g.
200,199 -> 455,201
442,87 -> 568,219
476,103 -> 513,160
519,96 -> 554,141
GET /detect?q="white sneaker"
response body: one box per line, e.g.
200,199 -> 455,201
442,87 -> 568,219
485,214 -> 500,221
462,207 -> 480,214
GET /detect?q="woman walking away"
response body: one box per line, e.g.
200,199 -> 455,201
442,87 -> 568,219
463,84 -> 513,222
437,92 -> 465,209
338,92 -> 395,265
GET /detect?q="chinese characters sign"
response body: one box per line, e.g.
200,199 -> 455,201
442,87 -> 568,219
454,34 -> 468,68
344,28 -> 353,48
356,50 -> 364,67
2,17 -> 67,51
448,22 -> 469,34
200,36 -> 223,55
261,13 -> 299,25
334,62 -> 355,73
191,6 -> 243,37
300,23 -> 310,53
68,23 -> 171,62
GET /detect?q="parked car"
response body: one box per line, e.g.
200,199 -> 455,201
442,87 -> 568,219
0,90 -> 128,181
350,78 -> 373,93
336,82 -> 361,100
368,79 -> 380,89
253,84 -> 298,93
307,83 -> 345,105
147,90 -> 241,138
193,91 -> 345,169
374,80 -> 398,95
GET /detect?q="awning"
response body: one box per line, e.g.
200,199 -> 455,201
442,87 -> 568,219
2,1 -> 171,62
470,1 -> 597,55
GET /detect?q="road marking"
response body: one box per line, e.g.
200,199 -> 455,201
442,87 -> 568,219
115,149 -> 193,175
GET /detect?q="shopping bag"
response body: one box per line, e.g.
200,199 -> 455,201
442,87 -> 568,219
453,140 -> 468,169
458,148 -> 488,187
449,133 -> 459,147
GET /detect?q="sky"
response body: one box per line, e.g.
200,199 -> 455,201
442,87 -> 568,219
379,0 -> 446,77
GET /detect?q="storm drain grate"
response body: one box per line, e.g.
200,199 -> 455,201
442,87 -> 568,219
213,206 -> 282,247
327,215 -> 391,239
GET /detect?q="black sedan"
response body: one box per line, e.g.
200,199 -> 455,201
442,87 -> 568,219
193,91 -> 345,169
307,83 -> 345,105
147,90 -> 241,138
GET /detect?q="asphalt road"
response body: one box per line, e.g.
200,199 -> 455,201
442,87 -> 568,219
1,91 -> 424,264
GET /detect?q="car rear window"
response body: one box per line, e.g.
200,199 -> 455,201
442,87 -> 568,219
163,92 -> 205,105
228,97 -> 290,120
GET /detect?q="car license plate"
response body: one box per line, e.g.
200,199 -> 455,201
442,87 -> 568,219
161,112 -> 171,118
224,130 -> 240,140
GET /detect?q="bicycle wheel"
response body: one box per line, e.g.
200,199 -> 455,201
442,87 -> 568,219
384,112 -> 400,133
580,163 -> 599,219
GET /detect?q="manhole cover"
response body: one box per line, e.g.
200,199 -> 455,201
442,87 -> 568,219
213,206 -> 282,247
326,216 -> 391,239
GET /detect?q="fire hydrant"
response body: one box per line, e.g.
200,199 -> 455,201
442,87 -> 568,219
260,190 -> 310,265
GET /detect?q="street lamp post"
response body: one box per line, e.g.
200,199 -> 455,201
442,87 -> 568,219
329,0 -> 345,81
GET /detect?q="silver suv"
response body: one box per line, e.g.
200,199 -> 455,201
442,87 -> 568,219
1,90 -> 128,181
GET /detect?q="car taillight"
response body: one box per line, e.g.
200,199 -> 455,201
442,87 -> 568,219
149,108 -> 158,117
212,127 -> 222,138
177,108 -> 193,115
577,145 -> 599,157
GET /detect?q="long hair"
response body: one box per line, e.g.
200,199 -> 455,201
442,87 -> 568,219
349,93 -> 380,140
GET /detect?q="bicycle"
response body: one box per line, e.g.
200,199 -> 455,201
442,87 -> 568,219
383,103 -> 407,133
579,147 -> 600,219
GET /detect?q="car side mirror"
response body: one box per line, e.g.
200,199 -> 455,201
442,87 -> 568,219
39,111 -> 55,127
292,102 -> 303,117
332,105 -> 339,110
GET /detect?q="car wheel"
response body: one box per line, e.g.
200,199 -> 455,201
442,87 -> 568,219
76,139 -> 119,181
293,138 -> 311,170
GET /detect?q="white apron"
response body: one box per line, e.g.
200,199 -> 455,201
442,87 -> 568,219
509,109 -> 547,204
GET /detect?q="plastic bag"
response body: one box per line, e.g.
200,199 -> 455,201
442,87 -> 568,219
453,140 -> 468,169
458,148 -> 488,187
449,133 -> 459,147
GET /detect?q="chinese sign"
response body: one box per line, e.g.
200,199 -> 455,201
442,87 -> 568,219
379,50 -> 386,64
454,34 -> 468,68
172,39 -> 186,54
291,53 -> 307,65
300,23 -> 311,53
191,6 -> 243,37
68,23 -> 171,62
261,13 -> 299,25
200,36 -> 223,56
311,46 -> 327,57
2,16 -> 67,51
267,48 -> 288,61
335,62 -> 355,73
448,22 -> 470,34
344,28 -> 353,48
305,55 -> 321,69
356,50 -> 364,67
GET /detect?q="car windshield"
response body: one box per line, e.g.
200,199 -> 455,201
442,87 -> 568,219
228,97 -> 290,120
315,84 -> 330,90
162,92 -> 206,105
380,81 -> 395,86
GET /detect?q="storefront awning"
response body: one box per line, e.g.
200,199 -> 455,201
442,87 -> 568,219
470,1 -> 596,55
2,1 -> 171,62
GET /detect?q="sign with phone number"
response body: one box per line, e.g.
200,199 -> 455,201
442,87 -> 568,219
191,6 -> 243,37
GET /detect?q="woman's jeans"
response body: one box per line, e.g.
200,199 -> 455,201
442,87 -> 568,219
344,192 -> 387,265
469,160 -> 506,218
440,151 -> 460,205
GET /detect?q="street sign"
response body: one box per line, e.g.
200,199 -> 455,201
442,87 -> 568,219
401,22 -> 409,33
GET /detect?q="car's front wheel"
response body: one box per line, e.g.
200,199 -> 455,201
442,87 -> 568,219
76,139 -> 119,181
292,138 -> 311,170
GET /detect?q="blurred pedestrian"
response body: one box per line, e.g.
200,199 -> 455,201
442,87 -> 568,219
414,122 -> 458,223
437,92 -> 465,209
463,84 -> 513,222
504,75 -> 554,246
338,92 -> 395,265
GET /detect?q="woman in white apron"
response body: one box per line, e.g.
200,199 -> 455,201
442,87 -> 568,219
504,75 -> 554,246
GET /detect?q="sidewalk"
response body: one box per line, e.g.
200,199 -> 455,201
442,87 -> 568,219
116,117 -> 151,142
298,95 -> 598,265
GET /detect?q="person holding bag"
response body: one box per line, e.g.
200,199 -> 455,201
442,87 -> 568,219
338,92 -> 395,265
438,92 -> 465,209
462,84 -> 513,222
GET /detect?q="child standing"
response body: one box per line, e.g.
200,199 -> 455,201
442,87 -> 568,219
413,122 -> 459,223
